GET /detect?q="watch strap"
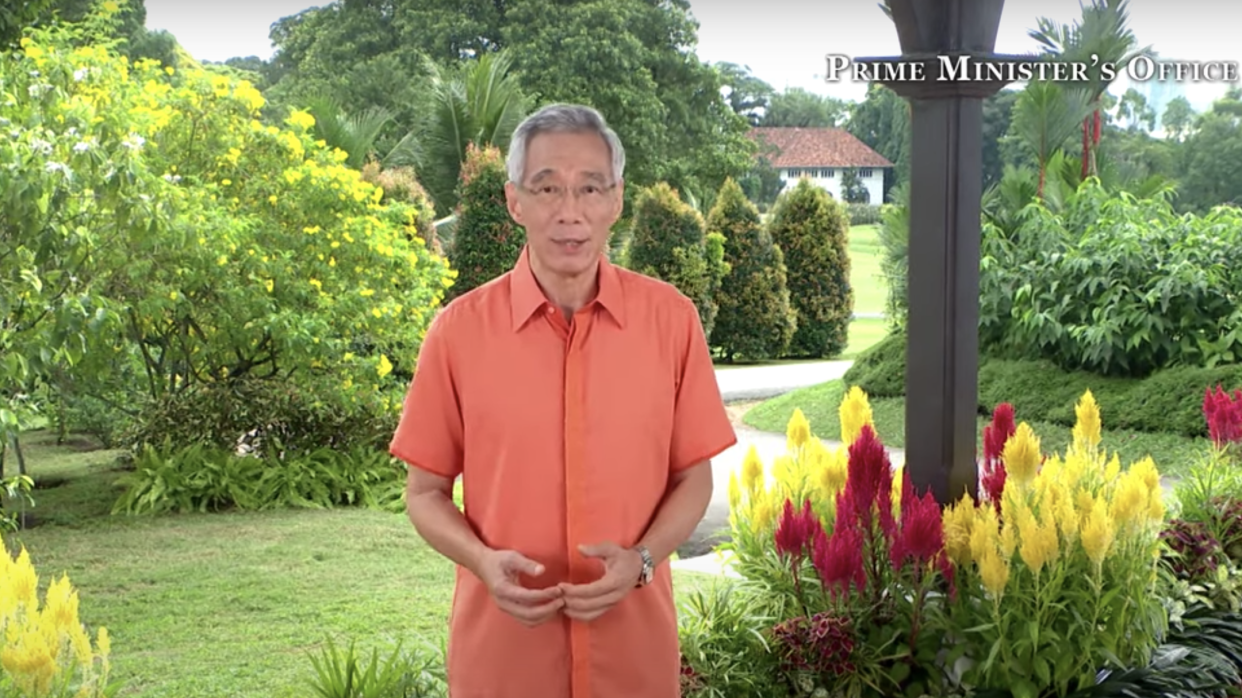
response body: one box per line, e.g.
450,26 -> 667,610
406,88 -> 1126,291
634,545 -> 655,587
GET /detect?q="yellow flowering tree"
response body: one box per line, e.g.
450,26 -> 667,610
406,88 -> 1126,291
0,533 -> 115,697
936,391 -> 1168,697
4,12 -> 453,452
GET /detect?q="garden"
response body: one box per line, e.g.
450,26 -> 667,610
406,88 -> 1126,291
5,0 -> 1242,697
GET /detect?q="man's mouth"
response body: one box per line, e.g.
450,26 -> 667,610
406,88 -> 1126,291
554,239 -> 587,250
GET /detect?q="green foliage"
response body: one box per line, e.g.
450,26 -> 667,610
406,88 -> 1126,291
305,636 -> 446,698
766,179 -> 853,358
626,182 -> 729,336
677,580 -> 783,698
844,331 -> 1242,439
444,144 -> 524,300
837,168 -> 870,204
121,378 -> 399,459
845,203 -> 882,226
874,187 -> 909,330
708,179 -> 796,362
112,439 -> 407,515
3,20 -> 452,459
980,180 -> 1242,376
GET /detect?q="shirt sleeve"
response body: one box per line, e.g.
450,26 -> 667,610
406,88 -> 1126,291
669,297 -> 738,473
388,309 -> 463,479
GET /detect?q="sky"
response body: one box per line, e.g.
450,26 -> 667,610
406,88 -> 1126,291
145,0 -> 1240,113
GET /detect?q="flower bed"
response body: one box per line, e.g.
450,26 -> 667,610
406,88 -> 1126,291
681,386 -> 1242,698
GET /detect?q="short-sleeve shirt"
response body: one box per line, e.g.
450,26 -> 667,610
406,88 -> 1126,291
389,246 -> 737,698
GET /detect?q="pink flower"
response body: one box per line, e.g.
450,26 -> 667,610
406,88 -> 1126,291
981,403 -> 1015,509
1204,385 -> 1242,448
775,498 -> 816,561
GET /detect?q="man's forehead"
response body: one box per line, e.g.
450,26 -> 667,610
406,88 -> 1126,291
528,168 -> 608,183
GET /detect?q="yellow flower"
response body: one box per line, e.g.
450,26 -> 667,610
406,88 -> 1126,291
839,386 -> 873,444
1072,390 -> 1102,450
1103,453 -> 1121,483
287,109 -> 316,131
818,447 -> 848,499
265,279 -> 274,293
942,497 -> 975,567
727,471 -> 741,510
1108,471 -> 1147,528
969,504 -> 999,564
979,545 -> 1010,597
771,455 -> 799,500
377,355 -> 393,378
1080,497 -> 1115,565
751,491 -> 775,532
786,408 -> 811,452
741,445 -> 763,495
1003,422 -> 1041,485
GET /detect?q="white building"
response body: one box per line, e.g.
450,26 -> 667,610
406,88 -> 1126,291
748,127 -> 893,204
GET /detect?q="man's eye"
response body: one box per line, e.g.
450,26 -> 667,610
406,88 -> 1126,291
583,186 -> 600,194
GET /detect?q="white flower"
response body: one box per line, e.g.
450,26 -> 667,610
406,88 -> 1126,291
45,161 -> 72,177
73,140 -> 91,153
73,68 -> 89,81
121,133 -> 146,150
29,138 -> 52,155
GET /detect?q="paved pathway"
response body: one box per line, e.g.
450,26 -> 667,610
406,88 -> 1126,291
714,359 -> 853,402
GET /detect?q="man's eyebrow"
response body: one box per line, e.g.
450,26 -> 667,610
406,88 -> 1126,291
581,171 -> 608,183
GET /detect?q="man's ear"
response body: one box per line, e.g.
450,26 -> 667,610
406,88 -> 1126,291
610,178 -> 625,220
504,181 -> 524,224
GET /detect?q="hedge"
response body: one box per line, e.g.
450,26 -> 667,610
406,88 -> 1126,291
842,331 -> 1242,438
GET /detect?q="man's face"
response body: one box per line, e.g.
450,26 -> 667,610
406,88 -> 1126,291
505,130 -> 623,280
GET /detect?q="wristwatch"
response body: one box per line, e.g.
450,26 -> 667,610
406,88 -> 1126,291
634,545 -> 655,587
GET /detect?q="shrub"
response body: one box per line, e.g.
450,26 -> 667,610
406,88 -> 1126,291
980,180 -> 1242,376
444,143 -> 525,300
305,636 -> 446,698
1,532 -> 116,697
112,440 -> 407,515
626,182 -> 729,337
708,178 -> 796,362
844,331 -> 1242,439
121,377 -> 398,458
767,178 -> 853,359
845,203 -> 882,226
360,163 -> 441,254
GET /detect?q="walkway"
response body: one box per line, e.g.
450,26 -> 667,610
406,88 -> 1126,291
714,359 -> 853,402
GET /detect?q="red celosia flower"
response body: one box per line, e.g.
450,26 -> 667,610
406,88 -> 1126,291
891,486 -> 945,568
981,403 -> 1015,509
775,498 -> 808,560
1204,385 -> 1242,449
814,498 -> 866,598
844,425 -> 891,530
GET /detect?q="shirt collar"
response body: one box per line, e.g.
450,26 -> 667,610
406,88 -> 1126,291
510,245 -> 626,331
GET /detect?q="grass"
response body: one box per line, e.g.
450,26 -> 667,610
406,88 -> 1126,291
3,431 -> 721,697
742,379 -> 1209,480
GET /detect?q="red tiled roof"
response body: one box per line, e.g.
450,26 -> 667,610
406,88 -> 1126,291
748,127 -> 894,168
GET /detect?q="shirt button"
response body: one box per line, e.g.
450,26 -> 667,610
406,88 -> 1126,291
546,307 -> 554,314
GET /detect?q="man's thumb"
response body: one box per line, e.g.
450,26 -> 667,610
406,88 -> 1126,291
508,553 -> 544,576
577,542 -> 611,558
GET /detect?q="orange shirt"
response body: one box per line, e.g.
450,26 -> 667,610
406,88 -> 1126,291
389,246 -> 737,698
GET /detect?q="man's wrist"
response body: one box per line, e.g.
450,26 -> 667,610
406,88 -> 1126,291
633,544 -> 655,587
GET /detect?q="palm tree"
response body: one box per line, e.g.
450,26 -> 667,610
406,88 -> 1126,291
302,95 -> 421,170
415,49 -> 532,216
1028,0 -> 1152,179
1009,81 -> 1092,198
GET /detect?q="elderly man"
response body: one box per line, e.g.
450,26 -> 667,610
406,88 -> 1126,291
389,103 -> 736,698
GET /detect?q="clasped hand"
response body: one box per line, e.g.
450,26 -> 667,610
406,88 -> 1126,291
479,542 -> 643,627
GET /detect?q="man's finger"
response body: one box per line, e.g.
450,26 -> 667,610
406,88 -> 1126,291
564,587 -> 625,614
495,581 -> 562,605
559,576 -> 617,599
577,542 -> 618,558
501,596 -> 564,625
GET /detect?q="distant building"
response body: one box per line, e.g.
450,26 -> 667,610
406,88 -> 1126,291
748,127 -> 894,204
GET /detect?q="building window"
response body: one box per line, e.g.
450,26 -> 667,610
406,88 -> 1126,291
859,168 -> 874,178
787,168 -> 800,177
821,168 -> 834,178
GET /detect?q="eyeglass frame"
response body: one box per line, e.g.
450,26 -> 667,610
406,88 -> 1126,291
515,179 -> 620,207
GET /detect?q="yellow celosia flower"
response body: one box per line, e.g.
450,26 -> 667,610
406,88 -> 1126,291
741,445 -> 764,495
999,519 -> 1018,560
818,447 -> 848,499
1003,422 -> 1041,485
786,408 -> 811,452
1103,453 -> 1121,483
979,545 -> 1010,597
751,491 -> 776,532
1072,390 -> 1102,450
942,497 -> 975,567
839,386 -> 873,444
970,504 -> 999,564
1081,497 -> 1115,565
727,471 -> 741,510
1108,471 -> 1147,528
772,455 -> 800,500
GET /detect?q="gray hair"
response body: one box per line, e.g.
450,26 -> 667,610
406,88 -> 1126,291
506,104 -> 625,185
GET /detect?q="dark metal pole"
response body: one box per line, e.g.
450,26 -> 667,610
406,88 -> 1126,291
853,0 -> 1023,505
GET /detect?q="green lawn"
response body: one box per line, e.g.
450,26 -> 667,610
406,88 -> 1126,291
4,431 -> 720,697
742,379 -> 1208,480
848,224 -> 887,317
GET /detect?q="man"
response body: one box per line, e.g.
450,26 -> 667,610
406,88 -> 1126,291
389,103 -> 737,698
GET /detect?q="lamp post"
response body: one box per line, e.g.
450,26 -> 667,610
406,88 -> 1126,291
853,0 -> 1027,505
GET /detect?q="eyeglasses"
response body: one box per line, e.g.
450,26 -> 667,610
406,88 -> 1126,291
519,182 -> 617,207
